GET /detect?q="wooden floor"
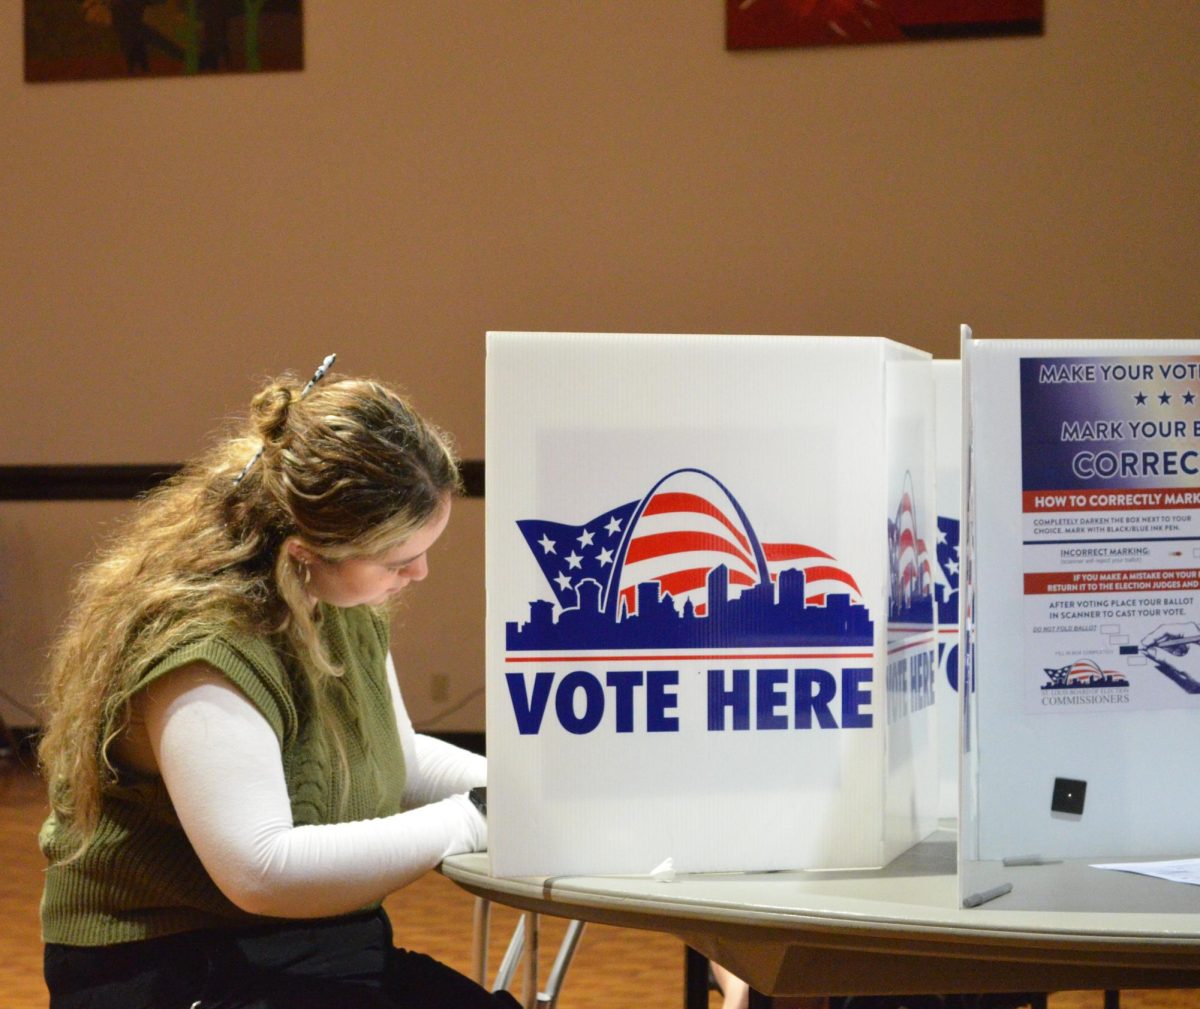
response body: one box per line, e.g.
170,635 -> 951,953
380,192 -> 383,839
2,754 -> 1197,1009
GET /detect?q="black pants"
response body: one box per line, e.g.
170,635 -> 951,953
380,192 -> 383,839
45,909 -> 521,1009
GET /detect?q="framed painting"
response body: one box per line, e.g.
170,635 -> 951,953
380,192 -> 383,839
726,0 -> 1044,50
24,0 -> 304,82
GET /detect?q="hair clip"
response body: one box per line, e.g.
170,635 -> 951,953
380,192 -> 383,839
299,352 -> 337,398
233,353 -> 337,485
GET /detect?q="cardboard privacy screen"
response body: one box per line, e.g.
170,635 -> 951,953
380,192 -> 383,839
486,332 -> 938,877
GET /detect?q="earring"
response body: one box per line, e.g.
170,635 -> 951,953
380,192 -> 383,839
297,558 -> 311,587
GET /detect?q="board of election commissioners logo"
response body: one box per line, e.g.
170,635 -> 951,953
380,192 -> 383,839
1041,658 -> 1130,706
1039,623 -> 1200,706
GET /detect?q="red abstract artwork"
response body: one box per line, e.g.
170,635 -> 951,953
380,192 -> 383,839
726,0 -> 1044,50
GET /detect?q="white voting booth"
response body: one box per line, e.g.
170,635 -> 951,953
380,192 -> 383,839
486,332 -> 938,878
959,326 -> 1200,906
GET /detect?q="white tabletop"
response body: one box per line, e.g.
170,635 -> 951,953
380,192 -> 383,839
441,829 -> 1200,997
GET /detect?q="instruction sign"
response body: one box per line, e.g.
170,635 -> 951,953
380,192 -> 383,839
1020,355 -> 1200,713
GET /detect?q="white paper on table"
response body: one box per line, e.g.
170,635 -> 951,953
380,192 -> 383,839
1090,858 -> 1200,886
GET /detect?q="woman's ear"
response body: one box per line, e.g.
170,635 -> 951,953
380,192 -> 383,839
284,537 -> 315,564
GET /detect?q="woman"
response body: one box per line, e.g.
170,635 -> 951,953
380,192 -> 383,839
38,362 -> 517,1008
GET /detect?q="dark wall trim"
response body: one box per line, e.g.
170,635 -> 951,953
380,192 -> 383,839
1,465 -> 184,501
459,459 -> 485,498
1,725 -> 483,759
0,461 -> 485,501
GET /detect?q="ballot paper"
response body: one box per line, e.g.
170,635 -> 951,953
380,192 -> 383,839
1091,858 -> 1200,886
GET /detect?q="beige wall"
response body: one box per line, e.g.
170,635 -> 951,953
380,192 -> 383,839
2,3 -> 1198,729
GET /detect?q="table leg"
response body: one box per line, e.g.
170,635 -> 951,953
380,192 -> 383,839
472,896 -> 491,986
684,947 -> 710,1009
523,912 -> 540,1009
492,914 -> 526,993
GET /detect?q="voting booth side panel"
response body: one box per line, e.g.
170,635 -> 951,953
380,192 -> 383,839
933,360 -> 962,822
881,346 -> 940,863
485,332 -> 910,877
965,337 -> 1200,865
958,327 -> 980,867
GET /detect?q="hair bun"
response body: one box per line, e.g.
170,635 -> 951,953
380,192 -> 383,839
250,384 -> 296,444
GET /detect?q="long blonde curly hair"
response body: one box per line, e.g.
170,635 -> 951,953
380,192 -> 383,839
38,374 -> 460,853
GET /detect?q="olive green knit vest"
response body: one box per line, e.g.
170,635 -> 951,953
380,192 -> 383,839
40,604 -> 405,946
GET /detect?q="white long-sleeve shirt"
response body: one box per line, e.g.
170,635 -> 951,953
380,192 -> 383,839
142,653 -> 486,919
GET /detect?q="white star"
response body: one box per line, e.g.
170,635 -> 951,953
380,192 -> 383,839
538,534 -> 556,554
554,571 -> 573,591
605,515 -> 622,536
565,551 -> 583,570
577,528 -> 595,547
946,559 -> 959,576
597,547 -> 614,567
937,527 -> 946,544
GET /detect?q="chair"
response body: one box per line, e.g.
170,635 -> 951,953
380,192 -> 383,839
472,896 -> 586,1008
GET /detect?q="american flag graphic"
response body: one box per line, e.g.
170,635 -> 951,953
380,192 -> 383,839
762,543 -> 863,607
517,468 -> 862,620
516,500 -> 639,612
934,515 -> 960,621
935,515 -> 960,691
890,471 -> 931,612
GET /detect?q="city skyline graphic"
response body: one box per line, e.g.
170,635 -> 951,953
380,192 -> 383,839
1042,659 -> 1129,689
